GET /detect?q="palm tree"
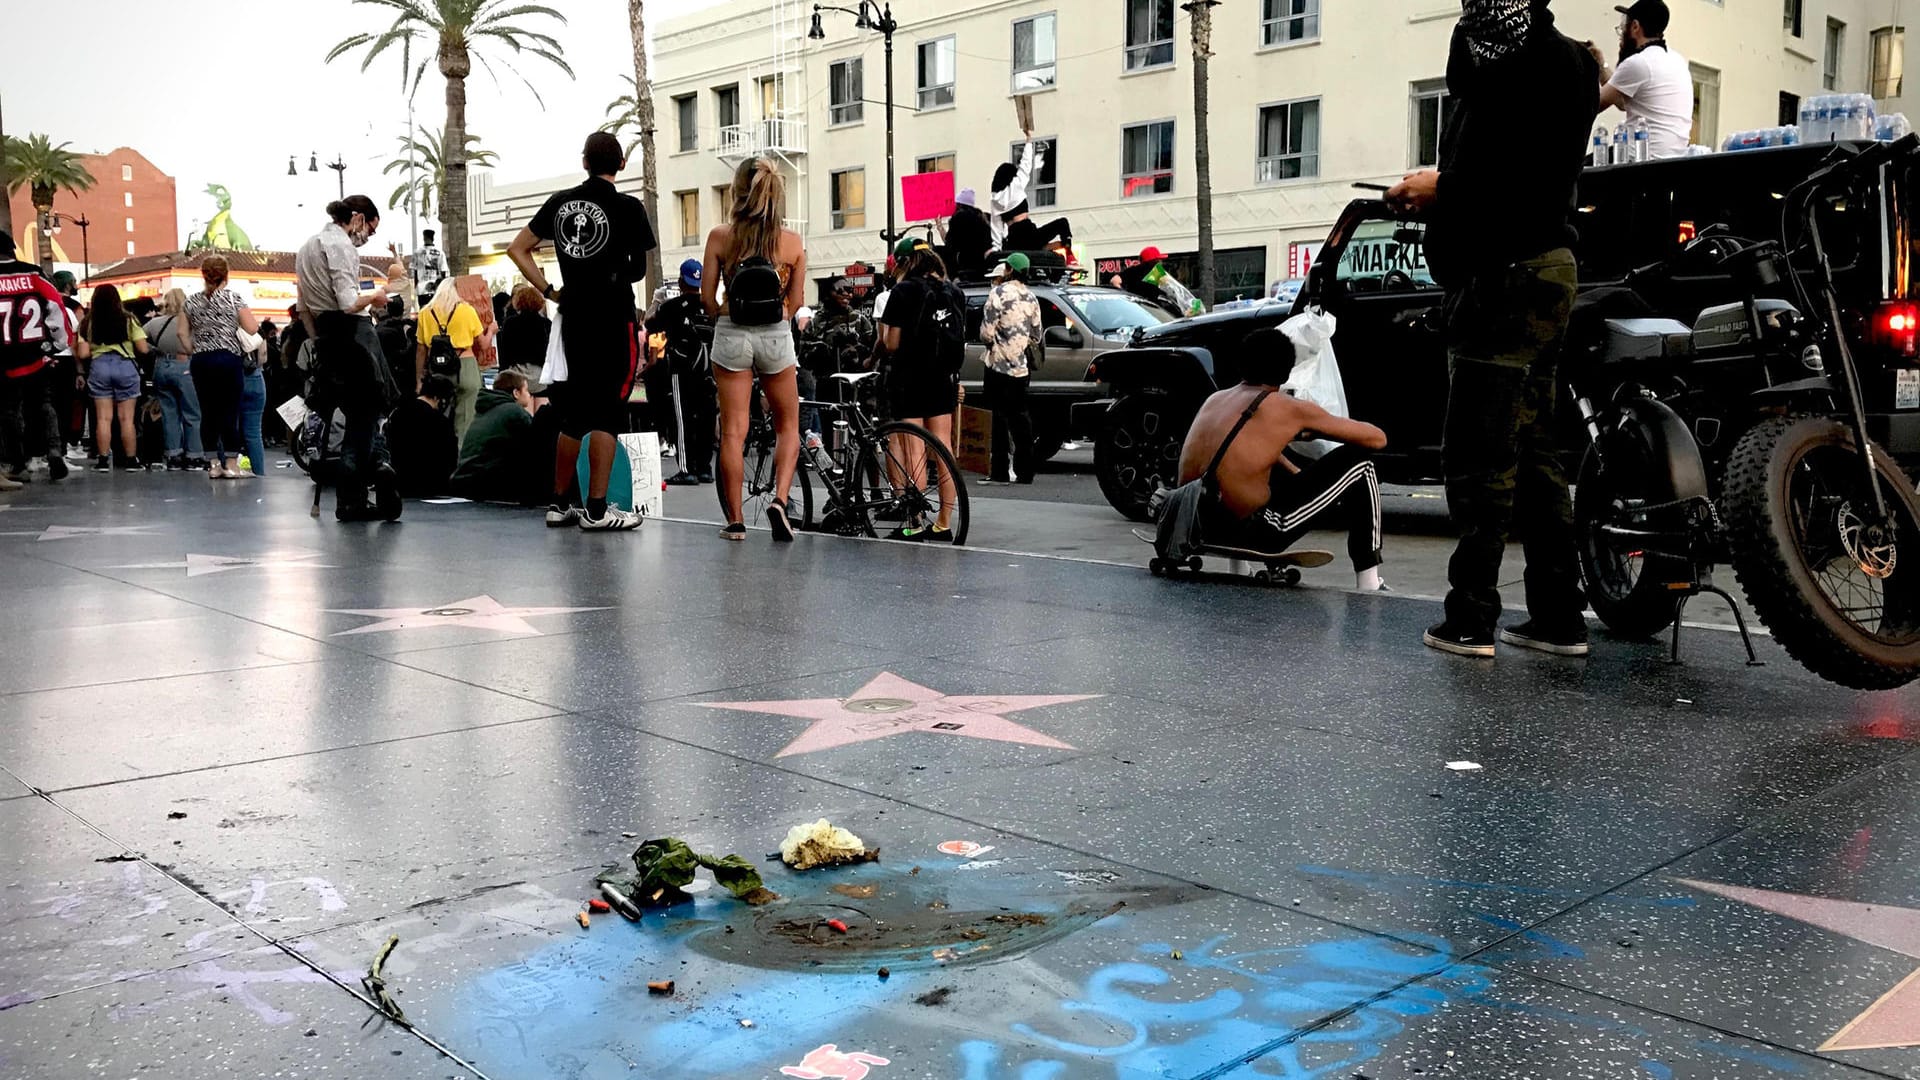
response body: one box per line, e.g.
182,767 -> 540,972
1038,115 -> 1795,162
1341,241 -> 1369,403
327,0 -> 572,276
616,0 -> 663,294
383,127 -> 497,220
3,134 -> 95,269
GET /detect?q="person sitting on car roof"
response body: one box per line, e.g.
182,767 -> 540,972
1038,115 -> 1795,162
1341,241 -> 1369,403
1590,0 -> 1693,160
1174,327 -> 1389,591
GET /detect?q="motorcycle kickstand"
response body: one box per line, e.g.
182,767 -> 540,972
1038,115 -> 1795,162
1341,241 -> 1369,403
1668,587 -> 1765,667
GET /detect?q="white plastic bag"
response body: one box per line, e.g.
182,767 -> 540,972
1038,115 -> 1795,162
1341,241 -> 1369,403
540,308 -> 568,385
1278,309 -> 1348,458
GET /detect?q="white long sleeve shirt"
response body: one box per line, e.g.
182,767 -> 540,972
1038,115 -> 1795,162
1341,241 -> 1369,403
988,140 -> 1042,251
296,223 -> 364,315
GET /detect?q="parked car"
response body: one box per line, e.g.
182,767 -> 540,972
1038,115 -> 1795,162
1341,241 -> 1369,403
1084,142 -> 1920,520
956,280 -> 1171,461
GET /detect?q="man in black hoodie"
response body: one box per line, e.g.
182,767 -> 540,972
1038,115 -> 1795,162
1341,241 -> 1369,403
1388,0 -> 1597,659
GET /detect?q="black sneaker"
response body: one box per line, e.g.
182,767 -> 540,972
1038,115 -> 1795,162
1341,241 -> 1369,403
92,455 -> 111,473
45,455 -> 66,481
120,457 -> 145,472
766,501 -> 795,542
335,503 -> 381,523
373,465 -> 403,521
165,456 -> 186,472
1499,620 -> 1591,657
1423,620 -> 1496,658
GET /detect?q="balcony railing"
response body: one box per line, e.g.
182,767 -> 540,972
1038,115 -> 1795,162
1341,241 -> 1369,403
714,115 -> 809,160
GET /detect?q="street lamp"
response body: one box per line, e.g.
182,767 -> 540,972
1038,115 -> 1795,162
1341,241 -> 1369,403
42,211 -> 91,284
810,2 -> 898,247
323,154 -> 348,200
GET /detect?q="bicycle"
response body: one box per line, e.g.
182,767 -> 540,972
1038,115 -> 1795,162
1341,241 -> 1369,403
739,370 -> 970,545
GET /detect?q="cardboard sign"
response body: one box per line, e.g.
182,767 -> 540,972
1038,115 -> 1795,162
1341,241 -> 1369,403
902,171 -> 956,223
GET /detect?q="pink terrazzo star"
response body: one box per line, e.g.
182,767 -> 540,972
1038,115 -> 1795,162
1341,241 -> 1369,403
699,672 -> 1098,757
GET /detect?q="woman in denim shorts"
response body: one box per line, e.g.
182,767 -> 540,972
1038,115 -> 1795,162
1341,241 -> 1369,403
700,156 -> 808,542
76,285 -> 151,471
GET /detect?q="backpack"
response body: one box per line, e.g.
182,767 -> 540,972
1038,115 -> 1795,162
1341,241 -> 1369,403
726,256 -> 785,326
913,279 -> 969,375
423,305 -> 464,379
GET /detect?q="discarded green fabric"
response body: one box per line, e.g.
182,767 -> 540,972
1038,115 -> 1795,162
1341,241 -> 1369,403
596,837 -> 768,905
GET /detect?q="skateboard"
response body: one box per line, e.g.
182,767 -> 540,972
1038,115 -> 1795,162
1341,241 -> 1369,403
1132,530 -> 1335,586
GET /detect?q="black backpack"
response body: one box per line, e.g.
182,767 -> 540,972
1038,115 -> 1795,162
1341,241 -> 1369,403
423,305 -> 463,379
914,279 -> 969,375
726,256 -> 785,326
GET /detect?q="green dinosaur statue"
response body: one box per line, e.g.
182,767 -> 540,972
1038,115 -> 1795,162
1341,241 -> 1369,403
188,183 -> 255,252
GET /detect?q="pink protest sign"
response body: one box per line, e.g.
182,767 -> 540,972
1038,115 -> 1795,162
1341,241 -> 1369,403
901,171 -> 956,222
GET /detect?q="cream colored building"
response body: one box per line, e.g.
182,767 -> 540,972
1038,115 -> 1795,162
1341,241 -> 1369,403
479,0 -> 1919,301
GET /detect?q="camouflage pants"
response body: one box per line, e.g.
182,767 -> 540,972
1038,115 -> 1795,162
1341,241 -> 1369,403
1441,248 -> 1583,632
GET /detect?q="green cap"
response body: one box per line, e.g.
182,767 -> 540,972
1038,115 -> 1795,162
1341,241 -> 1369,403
893,236 -> 926,258
1006,252 -> 1031,273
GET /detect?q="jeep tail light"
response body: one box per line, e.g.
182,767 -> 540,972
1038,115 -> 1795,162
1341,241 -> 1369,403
1879,303 -> 1920,358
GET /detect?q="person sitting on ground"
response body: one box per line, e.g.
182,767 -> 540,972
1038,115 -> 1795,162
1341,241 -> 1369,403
991,135 -> 1073,257
1175,327 -> 1390,591
450,370 -> 543,503
383,373 -> 458,497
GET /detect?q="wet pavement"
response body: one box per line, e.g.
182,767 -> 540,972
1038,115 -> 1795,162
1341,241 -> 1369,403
2,470 -> 1918,1079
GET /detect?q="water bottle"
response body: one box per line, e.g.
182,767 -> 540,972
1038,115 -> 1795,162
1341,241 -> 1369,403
1851,95 -> 1878,140
803,430 -> 837,475
1631,117 -> 1650,162
1781,124 -> 1802,146
1591,124 -> 1610,167
1612,124 -> 1631,165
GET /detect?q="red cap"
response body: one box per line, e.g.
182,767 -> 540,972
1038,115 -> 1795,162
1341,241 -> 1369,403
1140,246 -> 1165,263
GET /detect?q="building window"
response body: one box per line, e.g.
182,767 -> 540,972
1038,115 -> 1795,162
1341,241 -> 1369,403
1784,0 -> 1804,38
1874,26 -> 1905,98
1409,80 -> 1454,168
832,168 -> 866,230
120,164 -> 132,181
1125,0 -> 1175,71
917,153 -> 956,174
1010,138 -> 1059,208
1257,98 -> 1321,182
714,185 -> 732,223
673,95 -> 697,153
918,36 -> 956,110
714,84 -> 741,131
1825,19 -> 1846,90
126,241 -> 135,255
1262,0 -> 1320,47
1690,62 -> 1721,147
830,58 -> 864,126
123,192 -> 133,208
675,191 -> 699,247
1013,13 -> 1057,91
1121,120 -> 1174,197
1779,91 -> 1801,127
125,217 -> 135,232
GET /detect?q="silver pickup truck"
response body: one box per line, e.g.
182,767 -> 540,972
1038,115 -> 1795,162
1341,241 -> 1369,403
955,282 -> 1171,459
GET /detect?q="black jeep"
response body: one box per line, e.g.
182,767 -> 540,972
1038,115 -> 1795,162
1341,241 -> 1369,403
1085,143 -> 1920,520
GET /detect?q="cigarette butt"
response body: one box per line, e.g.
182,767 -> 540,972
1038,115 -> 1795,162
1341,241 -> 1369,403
588,899 -> 611,913
648,980 -> 675,995
576,911 -> 591,929
827,919 -> 849,933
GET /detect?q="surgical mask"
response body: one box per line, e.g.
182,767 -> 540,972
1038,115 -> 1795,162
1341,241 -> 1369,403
347,218 -> 372,247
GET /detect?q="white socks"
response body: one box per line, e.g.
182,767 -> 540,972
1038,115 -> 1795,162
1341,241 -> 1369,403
1356,567 -> 1383,592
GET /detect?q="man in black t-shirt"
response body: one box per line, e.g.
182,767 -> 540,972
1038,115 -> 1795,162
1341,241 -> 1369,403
506,131 -> 657,532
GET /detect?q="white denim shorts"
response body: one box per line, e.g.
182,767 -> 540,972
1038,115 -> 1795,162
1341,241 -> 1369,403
710,316 -> 798,376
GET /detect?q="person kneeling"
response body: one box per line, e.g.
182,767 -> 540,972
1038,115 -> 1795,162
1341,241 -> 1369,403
1175,328 -> 1389,591
384,374 -> 458,497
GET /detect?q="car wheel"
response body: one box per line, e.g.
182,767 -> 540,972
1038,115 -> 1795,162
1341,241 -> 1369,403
1095,391 -> 1191,522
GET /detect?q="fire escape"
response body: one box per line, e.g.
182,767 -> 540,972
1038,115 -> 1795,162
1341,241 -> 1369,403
714,0 -> 810,229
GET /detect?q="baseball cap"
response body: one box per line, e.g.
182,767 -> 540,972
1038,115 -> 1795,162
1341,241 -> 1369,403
795,305 -> 815,322
678,258 -> 702,287
990,252 -> 1032,278
1615,0 -> 1670,36
1140,245 -> 1166,263
893,235 -> 928,259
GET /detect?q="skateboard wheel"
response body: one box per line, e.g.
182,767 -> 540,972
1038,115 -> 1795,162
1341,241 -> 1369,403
1149,558 -> 1166,576
1283,568 -> 1301,586
1186,556 -> 1203,572
1253,569 -> 1273,585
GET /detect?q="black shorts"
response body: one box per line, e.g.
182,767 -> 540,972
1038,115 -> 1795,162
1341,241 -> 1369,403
553,313 -> 638,439
885,369 -> 958,420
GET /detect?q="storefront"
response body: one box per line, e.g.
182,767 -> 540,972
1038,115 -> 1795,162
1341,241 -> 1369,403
1093,246 -> 1268,307
83,251 -> 390,323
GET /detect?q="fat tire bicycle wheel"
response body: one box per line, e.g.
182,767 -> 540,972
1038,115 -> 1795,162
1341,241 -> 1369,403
869,421 -> 970,546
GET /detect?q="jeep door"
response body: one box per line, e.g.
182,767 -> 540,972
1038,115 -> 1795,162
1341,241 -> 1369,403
1297,200 -> 1450,480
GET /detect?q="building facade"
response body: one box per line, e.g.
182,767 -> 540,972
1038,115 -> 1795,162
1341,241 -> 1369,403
7,147 -> 178,278
85,251 -> 390,324
629,0 -> 1919,303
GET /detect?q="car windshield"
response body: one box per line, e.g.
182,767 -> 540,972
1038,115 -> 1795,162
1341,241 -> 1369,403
1066,290 -> 1173,335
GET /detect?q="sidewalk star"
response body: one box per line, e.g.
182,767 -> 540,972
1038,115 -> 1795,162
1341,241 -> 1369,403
325,595 -> 605,637
700,671 -> 1098,757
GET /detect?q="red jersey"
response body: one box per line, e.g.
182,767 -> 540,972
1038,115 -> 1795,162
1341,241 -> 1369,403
0,259 -> 71,377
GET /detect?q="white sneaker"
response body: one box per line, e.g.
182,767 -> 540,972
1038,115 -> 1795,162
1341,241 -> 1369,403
545,504 -> 581,527
26,456 -> 47,473
578,507 -> 643,531
0,474 -> 22,492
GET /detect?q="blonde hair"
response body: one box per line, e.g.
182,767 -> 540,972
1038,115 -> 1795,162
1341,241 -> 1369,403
200,254 -> 230,292
725,156 -> 786,270
158,288 -> 188,316
425,276 -> 463,323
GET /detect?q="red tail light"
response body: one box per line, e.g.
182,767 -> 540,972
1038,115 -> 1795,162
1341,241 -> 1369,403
1878,303 -> 1920,357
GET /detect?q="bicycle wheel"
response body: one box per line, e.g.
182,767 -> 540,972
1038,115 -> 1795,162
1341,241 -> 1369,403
741,428 -> 813,531
869,421 -> 970,545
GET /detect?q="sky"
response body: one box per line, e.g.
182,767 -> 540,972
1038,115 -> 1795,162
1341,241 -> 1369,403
5,0 -> 726,254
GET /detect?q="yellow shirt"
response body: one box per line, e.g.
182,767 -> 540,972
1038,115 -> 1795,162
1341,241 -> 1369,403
418,302 -> 483,351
